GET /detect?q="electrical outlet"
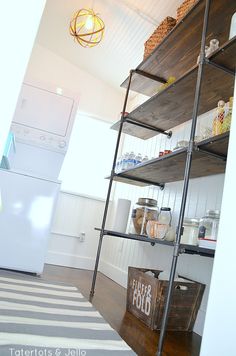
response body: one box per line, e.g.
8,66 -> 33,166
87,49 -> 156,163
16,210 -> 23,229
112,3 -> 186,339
79,232 -> 85,242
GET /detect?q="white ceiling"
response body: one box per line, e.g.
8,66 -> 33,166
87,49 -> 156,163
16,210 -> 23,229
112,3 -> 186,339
36,0 -> 183,91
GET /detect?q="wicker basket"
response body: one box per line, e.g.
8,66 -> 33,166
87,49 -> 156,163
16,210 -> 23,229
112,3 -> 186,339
144,16 -> 176,59
176,0 -> 198,23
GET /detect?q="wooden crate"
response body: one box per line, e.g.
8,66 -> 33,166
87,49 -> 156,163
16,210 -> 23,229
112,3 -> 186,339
176,0 -> 198,23
144,16 -> 176,59
126,267 -> 205,331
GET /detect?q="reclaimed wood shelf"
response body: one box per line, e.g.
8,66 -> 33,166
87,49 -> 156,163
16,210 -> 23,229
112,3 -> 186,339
95,229 -> 215,258
121,0 -> 236,97
112,37 -> 236,140
111,132 -> 229,186
197,131 -> 229,156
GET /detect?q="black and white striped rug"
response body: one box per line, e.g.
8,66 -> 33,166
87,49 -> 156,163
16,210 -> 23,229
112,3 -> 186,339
0,270 -> 136,356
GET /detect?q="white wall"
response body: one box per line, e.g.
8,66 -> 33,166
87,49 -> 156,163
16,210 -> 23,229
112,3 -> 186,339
24,44 -> 123,122
23,42 -> 123,269
200,80 -> 236,355
47,191 -> 114,270
0,1 -> 45,158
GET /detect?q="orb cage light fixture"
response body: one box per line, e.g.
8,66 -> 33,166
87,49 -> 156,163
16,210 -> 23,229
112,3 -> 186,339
69,8 -> 105,48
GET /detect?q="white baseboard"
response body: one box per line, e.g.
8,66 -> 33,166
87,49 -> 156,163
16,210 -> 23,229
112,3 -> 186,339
46,250 -> 95,270
99,259 -> 128,288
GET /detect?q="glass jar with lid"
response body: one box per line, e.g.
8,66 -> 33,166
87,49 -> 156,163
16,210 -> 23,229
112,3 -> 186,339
129,198 -> 158,235
158,207 -> 172,225
198,210 -> 220,241
146,207 -> 172,240
181,218 -> 199,245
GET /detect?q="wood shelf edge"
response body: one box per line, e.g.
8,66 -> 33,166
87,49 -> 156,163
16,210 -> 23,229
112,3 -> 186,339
95,228 -> 215,257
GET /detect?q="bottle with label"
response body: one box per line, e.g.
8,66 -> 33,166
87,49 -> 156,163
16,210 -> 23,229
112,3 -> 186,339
141,155 -> 149,163
212,100 -> 225,136
127,151 -> 136,169
222,97 -> 233,133
121,152 -> 129,171
115,156 -> 121,173
135,153 -> 142,165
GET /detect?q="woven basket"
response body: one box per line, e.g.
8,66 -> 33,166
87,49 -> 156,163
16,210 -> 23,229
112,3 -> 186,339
144,16 -> 176,59
176,0 -> 198,23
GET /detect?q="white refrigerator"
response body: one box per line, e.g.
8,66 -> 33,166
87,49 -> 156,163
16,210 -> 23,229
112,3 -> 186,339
0,169 -> 60,274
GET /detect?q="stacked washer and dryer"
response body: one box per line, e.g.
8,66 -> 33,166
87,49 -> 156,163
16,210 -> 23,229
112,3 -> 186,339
0,83 -> 78,274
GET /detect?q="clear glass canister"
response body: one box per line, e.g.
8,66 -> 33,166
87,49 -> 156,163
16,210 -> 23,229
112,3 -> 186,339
181,218 -> 199,245
130,198 -> 158,235
198,210 -> 220,241
146,207 -> 172,240
158,207 -> 172,225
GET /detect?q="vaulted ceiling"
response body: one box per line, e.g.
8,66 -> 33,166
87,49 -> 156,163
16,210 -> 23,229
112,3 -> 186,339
36,0 -> 183,90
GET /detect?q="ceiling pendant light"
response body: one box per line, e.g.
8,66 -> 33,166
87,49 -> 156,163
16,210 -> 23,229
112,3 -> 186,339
69,8 -> 105,48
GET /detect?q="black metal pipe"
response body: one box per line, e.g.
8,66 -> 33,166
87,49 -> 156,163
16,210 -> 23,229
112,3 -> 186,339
134,69 -> 166,84
89,70 -> 134,299
205,58 -> 235,76
156,0 -> 211,354
124,117 -> 172,137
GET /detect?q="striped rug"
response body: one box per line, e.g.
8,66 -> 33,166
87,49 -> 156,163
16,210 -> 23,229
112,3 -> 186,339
0,270 -> 136,356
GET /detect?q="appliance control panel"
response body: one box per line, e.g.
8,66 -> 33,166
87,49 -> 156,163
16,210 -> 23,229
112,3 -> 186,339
11,123 -> 68,153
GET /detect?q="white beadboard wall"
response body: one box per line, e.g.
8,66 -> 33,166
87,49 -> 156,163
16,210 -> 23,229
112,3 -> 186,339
46,191 -> 114,270
100,104 -> 226,336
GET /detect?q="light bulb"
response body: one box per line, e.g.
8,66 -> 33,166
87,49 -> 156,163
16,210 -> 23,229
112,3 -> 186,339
56,87 -> 63,95
85,15 -> 94,30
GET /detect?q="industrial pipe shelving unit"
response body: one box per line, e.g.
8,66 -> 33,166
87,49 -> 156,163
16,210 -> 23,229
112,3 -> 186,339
90,0 -> 236,354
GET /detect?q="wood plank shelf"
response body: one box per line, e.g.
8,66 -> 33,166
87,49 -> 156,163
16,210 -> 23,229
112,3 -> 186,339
112,38 -> 236,140
111,132 -> 229,186
96,229 -> 215,258
121,0 -> 236,97
197,131 -> 229,157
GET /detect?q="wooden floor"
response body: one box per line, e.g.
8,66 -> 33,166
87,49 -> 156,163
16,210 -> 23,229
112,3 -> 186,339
41,264 -> 201,356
